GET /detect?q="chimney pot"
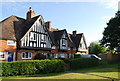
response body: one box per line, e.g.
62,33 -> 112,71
72,30 -> 77,35
26,7 -> 35,20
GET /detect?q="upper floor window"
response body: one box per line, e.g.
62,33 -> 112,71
30,32 -> 36,41
22,52 -> 32,59
7,40 -> 16,46
62,39 -> 66,46
41,34 -> 46,42
79,43 -> 82,47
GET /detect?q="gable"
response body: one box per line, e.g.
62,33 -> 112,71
79,35 -> 87,49
70,34 -> 82,48
20,16 -> 53,49
59,30 -> 68,50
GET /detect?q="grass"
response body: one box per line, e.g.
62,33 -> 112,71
73,63 -> 120,79
1,72 -> 106,79
1,63 -> 120,80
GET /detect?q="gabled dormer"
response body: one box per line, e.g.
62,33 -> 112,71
60,31 -> 68,50
52,29 -> 68,51
78,34 -> 87,52
70,30 -> 88,54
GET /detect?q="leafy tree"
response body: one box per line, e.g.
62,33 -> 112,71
89,42 -> 107,55
101,15 -> 120,51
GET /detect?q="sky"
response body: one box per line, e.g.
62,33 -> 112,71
0,0 -> 119,46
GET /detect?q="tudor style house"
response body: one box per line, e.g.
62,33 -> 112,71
0,7 -> 88,61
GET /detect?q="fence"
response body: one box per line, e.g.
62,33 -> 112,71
98,53 -> 120,62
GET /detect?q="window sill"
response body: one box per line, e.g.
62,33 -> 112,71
22,58 -> 32,59
0,58 -> 5,60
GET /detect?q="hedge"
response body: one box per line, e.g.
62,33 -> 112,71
63,58 -> 99,70
1,59 -> 65,76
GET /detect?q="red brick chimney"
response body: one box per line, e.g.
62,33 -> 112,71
72,30 -> 77,35
45,21 -> 52,31
26,7 -> 35,20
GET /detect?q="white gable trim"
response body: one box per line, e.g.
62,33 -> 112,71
80,34 -> 87,49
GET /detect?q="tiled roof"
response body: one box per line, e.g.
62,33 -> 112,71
0,15 -> 83,48
15,15 -> 40,40
0,16 -> 25,40
52,30 -> 65,42
70,33 -> 83,48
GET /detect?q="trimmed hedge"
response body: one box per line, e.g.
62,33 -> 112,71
63,58 -> 99,70
2,59 -> 65,76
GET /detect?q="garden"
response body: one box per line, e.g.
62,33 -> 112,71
1,55 -> 120,80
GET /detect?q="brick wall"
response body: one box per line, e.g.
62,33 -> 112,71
0,40 -> 16,52
16,49 -> 51,61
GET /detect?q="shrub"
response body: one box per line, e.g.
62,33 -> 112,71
34,53 -> 46,60
2,59 -> 65,76
48,57 -> 56,60
69,58 -> 99,70
61,58 -> 73,64
74,54 -> 81,58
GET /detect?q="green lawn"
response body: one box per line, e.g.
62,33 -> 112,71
73,63 -> 119,79
1,72 -> 106,79
1,63 -> 119,80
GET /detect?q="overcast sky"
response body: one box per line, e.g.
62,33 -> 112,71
0,0 -> 119,46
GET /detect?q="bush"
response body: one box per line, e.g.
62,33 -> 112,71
74,54 -> 81,58
69,58 -> 99,70
61,58 -> 73,64
48,57 -> 56,60
34,53 -> 46,60
1,59 -> 65,76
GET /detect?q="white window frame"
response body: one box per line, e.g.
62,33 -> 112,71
0,52 -> 6,60
22,52 -> 32,59
41,34 -> 46,42
30,32 -> 36,41
7,40 -> 16,46
60,54 -> 65,58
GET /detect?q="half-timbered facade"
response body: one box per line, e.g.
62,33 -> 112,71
20,16 -> 52,49
0,7 -> 88,61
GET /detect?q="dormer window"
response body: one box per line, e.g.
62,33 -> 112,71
79,43 -> 82,47
62,39 -> 66,46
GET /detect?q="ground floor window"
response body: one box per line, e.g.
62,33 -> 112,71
22,52 -> 32,59
54,54 -> 58,58
60,54 -> 65,58
0,52 -> 5,59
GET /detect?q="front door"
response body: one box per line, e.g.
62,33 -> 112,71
8,52 -> 14,62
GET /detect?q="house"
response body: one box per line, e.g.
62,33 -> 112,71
69,30 -> 88,54
0,7 -> 88,61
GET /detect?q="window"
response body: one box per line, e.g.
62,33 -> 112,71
54,54 -> 58,58
62,39 -> 66,46
22,52 -> 32,59
60,54 -> 65,58
79,43 -> 82,47
0,52 -> 5,59
30,32 -> 36,41
7,40 -> 16,46
41,34 -> 46,42
41,34 -> 44,41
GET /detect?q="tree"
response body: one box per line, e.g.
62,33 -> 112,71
101,16 -> 120,51
89,42 -> 107,55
